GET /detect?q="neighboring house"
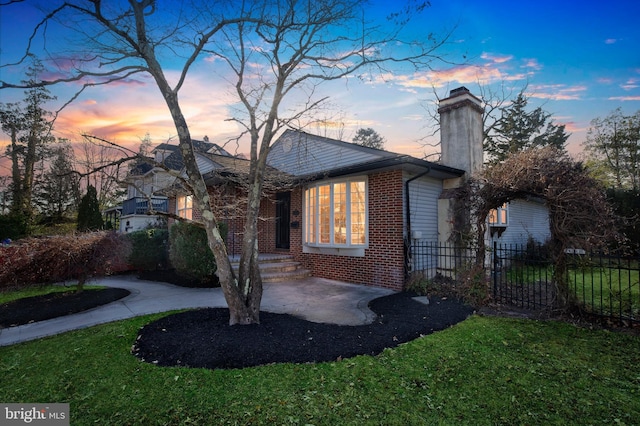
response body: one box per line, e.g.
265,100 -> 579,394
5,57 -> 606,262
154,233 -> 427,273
487,198 -> 550,246
122,87 -> 551,291
119,137 -> 234,233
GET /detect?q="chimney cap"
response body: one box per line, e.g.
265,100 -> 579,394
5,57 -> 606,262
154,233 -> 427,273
450,86 -> 470,96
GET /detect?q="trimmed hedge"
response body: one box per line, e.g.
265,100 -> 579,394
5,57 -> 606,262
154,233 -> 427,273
127,229 -> 169,271
169,222 -> 227,285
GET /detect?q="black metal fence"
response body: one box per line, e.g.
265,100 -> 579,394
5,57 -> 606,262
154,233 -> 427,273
409,240 -> 639,326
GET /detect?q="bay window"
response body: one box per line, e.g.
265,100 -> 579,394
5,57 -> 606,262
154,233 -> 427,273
304,178 -> 367,248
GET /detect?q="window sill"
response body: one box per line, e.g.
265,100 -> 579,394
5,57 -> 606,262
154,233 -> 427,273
303,245 -> 366,257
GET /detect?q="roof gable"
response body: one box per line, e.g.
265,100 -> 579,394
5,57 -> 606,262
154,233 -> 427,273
152,139 -> 232,171
268,129 -> 464,180
268,129 -> 397,176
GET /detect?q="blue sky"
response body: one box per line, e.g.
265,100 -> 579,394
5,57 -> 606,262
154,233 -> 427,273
0,0 -> 639,162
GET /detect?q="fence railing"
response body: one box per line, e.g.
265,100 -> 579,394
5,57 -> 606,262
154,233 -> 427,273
121,197 -> 169,216
409,240 -> 639,326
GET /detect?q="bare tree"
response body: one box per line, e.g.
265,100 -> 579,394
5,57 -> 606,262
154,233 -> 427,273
76,137 -> 128,210
1,0 -> 451,325
420,80 -> 517,162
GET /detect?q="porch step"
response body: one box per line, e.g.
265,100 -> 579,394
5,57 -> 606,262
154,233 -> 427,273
229,254 -> 311,283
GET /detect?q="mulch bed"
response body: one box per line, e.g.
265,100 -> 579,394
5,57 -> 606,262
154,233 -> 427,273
1,279 -> 476,370
0,288 -> 131,328
132,293 -> 475,370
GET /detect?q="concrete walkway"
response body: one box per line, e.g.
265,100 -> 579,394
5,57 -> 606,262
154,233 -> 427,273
0,275 -> 395,347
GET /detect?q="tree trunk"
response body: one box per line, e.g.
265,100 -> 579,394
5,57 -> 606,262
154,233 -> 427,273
155,79 -> 262,325
9,126 -> 24,217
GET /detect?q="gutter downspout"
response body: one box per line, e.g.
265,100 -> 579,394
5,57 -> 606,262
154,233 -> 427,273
404,167 -> 431,278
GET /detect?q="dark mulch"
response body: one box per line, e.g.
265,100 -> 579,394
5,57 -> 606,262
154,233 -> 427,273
1,278 -> 474,370
132,293 -> 474,370
0,288 -> 130,328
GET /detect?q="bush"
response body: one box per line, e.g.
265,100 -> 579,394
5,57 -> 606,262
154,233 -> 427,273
127,229 -> 169,271
0,231 -> 131,292
0,214 -> 29,240
169,222 -> 227,285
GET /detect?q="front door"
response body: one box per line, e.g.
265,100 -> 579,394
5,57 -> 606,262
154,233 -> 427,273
275,192 -> 290,249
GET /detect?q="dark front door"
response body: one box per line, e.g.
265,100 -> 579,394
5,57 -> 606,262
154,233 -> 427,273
275,192 -> 291,249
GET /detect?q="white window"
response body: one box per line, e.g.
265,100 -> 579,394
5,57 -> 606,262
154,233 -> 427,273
304,178 -> 367,248
177,195 -> 193,220
489,203 -> 508,226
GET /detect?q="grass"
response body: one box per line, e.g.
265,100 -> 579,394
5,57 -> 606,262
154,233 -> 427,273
501,261 -> 639,319
0,284 -> 103,304
1,314 -> 639,425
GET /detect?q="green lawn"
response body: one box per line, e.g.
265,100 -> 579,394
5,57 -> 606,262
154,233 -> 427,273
1,313 -> 638,425
501,262 -> 639,319
0,284 -> 102,304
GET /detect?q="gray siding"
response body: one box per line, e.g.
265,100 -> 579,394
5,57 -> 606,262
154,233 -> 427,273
405,172 -> 442,272
269,131 -> 390,176
490,199 -> 550,246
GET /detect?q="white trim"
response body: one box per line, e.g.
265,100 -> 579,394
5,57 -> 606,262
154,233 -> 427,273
303,176 -> 369,250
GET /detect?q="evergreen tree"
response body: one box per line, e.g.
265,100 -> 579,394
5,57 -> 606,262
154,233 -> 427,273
484,91 -> 569,164
352,128 -> 386,150
35,140 -> 81,222
0,61 -> 56,222
77,185 -> 103,232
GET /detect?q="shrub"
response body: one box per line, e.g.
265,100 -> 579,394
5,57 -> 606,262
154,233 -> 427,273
0,231 -> 131,292
169,222 -> 227,285
0,214 -> 29,240
127,229 -> 169,271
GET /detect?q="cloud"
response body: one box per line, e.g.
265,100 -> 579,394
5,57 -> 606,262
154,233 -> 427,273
480,52 -> 513,64
604,38 -> 617,44
527,84 -> 587,101
597,77 -> 614,85
608,96 -> 640,101
388,65 -> 507,89
621,78 -> 639,91
521,58 -> 542,71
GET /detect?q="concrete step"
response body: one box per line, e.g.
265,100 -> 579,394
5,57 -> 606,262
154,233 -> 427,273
261,268 -> 312,283
229,254 -> 311,282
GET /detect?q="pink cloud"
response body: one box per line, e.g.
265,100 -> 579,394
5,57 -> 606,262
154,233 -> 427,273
608,96 -> 640,101
521,58 -> 542,71
480,52 -> 513,64
527,84 -> 587,101
621,78 -> 639,91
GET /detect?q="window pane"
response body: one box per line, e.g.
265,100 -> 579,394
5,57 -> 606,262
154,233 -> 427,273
319,185 -> 331,243
334,183 -> 347,244
306,188 -> 316,243
350,181 -> 366,244
489,209 -> 498,224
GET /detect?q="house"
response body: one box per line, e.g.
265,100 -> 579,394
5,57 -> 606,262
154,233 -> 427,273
118,137 -> 234,233
122,87 -> 551,291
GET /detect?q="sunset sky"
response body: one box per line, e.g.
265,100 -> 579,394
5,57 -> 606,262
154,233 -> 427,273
1,0 -> 639,170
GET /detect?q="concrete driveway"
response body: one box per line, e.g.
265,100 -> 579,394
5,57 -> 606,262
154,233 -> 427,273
0,275 -> 395,346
